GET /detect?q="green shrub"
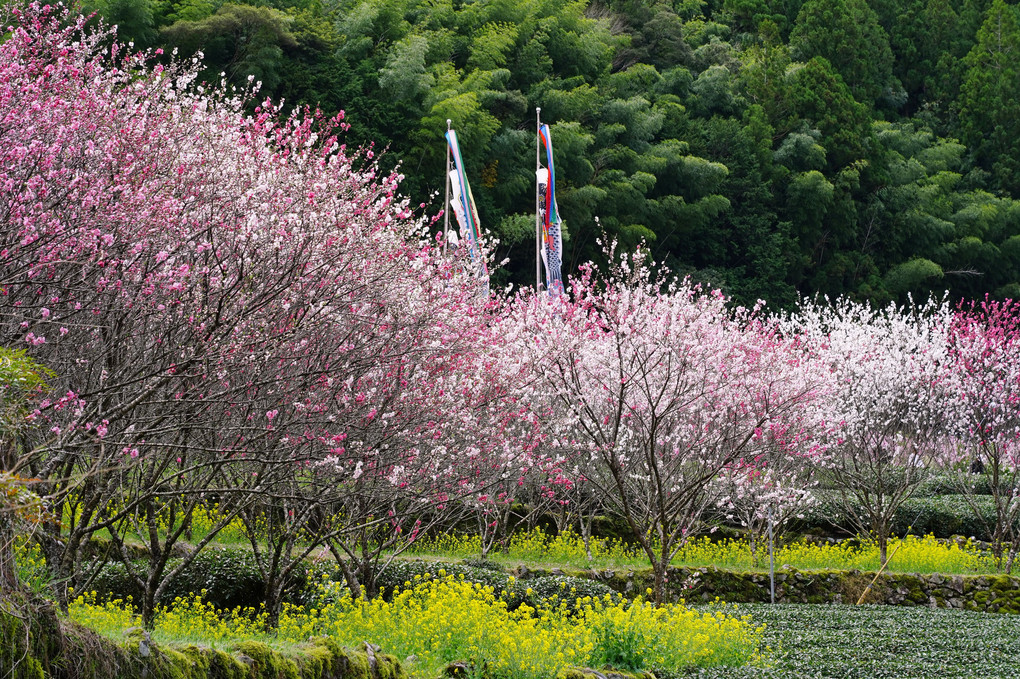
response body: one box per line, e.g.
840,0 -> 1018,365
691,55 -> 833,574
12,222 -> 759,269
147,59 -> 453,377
332,561 -> 618,613
917,473 -> 1013,497
88,548 -> 306,609
892,496 -> 998,540
792,492 -> 999,541
461,557 -> 506,571
375,561 -> 503,591
520,575 -> 619,609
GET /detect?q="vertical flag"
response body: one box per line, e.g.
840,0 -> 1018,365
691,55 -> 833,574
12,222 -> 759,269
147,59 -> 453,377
537,122 -> 564,296
445,128 -> 488,281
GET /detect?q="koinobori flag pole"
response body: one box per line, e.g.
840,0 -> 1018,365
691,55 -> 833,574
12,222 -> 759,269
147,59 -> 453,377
535,107 -> 542,294
443,119 -> 452,257
444,126 -> 488,283
537,118 -> 564,297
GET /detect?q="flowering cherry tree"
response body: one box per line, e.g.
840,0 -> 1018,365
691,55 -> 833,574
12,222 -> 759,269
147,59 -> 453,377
712,447 -> 818,567
945,298 -> 1020,572
0,3 -> 536,624
787,298 -> 953,565
315,283 -> 543,599
519,250 -> 821,603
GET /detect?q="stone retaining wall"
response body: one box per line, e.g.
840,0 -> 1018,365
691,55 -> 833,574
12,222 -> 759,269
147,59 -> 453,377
520,565 -> 1020,613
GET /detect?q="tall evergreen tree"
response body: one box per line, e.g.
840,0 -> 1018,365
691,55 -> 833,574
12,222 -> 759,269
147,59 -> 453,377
789,0 -> 894,106
957,0 -> 1020,194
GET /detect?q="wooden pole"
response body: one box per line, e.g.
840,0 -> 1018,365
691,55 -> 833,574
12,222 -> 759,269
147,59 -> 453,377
443,119 -> 451,256
856,539 -> 906,605
535,108 -> 542,294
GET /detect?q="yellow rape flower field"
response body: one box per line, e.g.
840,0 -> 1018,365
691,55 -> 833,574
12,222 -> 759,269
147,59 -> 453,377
56,531 -> 997,678
410,529 -> 996,575
70,574 -> 764,679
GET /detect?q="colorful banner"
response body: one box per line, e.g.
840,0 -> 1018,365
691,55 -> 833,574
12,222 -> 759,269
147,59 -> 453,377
538,123 -> 563,296
445,129 -> 487,278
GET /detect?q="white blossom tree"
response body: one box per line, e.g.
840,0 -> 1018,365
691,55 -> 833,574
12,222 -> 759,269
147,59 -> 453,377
787,297 -> 954,565
712,448 -> 818,567
518,250 -> 821,602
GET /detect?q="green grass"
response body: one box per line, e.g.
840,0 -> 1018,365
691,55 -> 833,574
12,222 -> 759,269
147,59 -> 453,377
682,603 -> 1020,678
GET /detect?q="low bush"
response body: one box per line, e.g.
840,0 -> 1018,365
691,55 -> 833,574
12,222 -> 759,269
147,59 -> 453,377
522,576 -> 620,607
375,561 -> 508,595
792,492 -> 999,541
896,495 -> 1000,540
370,562 -> 618,612
88,547 -> 306,610
915,473 -> 1018,498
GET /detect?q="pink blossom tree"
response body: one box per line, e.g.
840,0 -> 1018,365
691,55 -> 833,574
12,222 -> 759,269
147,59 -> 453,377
786,298 -> 954,565
0,3 -> 534,625
945,298 -> 1020,572
312,277 -> 543,599
518,250 -> 821,603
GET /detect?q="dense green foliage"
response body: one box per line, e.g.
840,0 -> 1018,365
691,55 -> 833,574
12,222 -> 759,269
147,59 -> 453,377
794,492 -> 1004,541
86,0 -> 1020,305
88,548 -> 296,610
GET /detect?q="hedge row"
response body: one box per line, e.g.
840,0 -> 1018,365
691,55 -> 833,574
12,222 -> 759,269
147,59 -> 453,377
90,548 -> 306,610
791,493 -> 1004,541
89,551 -> 618,613
372,560 -> 618,609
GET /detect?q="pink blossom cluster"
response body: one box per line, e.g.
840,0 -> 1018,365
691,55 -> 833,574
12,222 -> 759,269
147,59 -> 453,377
0,3 -> 539,611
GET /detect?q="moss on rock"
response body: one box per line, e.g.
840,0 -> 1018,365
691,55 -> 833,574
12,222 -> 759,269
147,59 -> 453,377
2,598 -> 407,679
555,667 -> 656,679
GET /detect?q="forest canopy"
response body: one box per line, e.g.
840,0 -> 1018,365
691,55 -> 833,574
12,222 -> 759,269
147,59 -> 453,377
86,0 -> 1020,307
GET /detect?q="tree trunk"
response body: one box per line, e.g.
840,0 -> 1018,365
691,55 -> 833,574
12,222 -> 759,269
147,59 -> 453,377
264,583 -> 284,631
0,518 -> 18,593
141,586 -> 157,630
140,557 -> 171,630
332,549 -> 363,600
651,555 -> 671,605
359,562 -> 378,599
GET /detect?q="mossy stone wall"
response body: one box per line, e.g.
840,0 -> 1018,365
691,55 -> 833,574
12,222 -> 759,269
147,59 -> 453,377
0,605 -> 405,679
565,565 -> 1020,613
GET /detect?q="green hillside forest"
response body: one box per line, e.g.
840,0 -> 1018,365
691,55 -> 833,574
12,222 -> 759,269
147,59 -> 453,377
87,0 -> 1020,307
